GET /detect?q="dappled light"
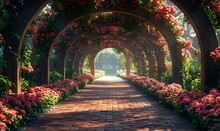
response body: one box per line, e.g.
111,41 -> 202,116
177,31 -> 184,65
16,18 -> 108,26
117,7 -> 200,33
25,76 -> 194,131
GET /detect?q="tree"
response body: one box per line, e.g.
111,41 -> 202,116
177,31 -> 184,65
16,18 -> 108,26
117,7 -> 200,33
95,48 -> 123,75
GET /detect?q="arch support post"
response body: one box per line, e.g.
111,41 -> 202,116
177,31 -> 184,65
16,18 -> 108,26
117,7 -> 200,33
170,1 -> 219,92
90,53 -> 96,76
79,56 -> 84,75
38,52 -> 50,85
3,49 -> 21,94
57,51 -> 67,80
125,53 -> 131,75
155,46 -> 165,81
72,55 -> 83,77
66,59 -> 74,79
137,54 -> 145,76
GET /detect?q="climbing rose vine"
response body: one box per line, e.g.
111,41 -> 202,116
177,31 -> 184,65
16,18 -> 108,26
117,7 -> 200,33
210,46 -> 220,62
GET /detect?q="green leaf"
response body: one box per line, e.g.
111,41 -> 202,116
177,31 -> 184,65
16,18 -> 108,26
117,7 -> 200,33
13,33 -> 21,40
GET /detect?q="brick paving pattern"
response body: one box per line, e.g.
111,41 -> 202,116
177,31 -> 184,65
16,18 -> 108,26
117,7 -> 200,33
25,76 -> 196,131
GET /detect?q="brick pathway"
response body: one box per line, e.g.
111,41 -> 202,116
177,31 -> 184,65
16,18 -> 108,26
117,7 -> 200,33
25,76 -> 196,131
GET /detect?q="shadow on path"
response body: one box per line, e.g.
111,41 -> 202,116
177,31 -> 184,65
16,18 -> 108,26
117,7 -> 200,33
25,76 -> 196,131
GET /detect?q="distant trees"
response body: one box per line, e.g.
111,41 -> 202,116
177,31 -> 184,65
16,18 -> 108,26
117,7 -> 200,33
95,48 -> 123,75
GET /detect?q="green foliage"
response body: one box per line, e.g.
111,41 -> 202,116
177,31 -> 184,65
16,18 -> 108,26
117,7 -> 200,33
43,94 -> 59,108
161,72 -> 172,84
50,71 -> 62,83
49,50 -> 58,70
0,75 -> 13,96
213,118 -> 220,130
95,70 -> 105,76
20,77 -> 29,91
83,55 -> 91,70
0,56 -> 6,68
78,82 -> 86,89
182,59 -> 201,91
204,3 -> 220,29
20,43 -> 36,87
21,44 -> 32,66
0,1 -> 12,31
131,57 -> 138,74
116,69 -> 125,76
83,69 -> 91,75
21,71 -> 37,87
95,48 -> 123,75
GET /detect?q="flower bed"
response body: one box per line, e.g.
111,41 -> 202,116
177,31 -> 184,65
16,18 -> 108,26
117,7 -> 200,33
0,74 -> 94,130
74,74 -> 94,89
120,73 -> 220,131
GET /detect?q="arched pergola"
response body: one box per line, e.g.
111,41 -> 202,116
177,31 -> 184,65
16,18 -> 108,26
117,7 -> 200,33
1,0 -> 219,94
52,23 -> 167,82
71,40 -> 145,77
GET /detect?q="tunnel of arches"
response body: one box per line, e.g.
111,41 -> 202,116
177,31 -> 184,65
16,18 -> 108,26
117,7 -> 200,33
1,0 -> 219,93
80,47 -> 132,76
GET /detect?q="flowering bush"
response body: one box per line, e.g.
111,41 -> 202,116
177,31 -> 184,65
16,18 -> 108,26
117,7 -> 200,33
47,79 -> 79,99
146,0 -> 185,36
187,88 -> 220,130
177,37 -> 192,49
210,46 -> 220,62
120,73 -> 220,130
21,65 -> 34,73
74,74 -> 94,89
202,0 -> 220,29
0,101 -> 22,130
0,74 -> 94,130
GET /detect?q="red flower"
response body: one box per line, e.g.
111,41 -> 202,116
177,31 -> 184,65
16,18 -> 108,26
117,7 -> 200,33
24,101 -> 32,108
0,122 -> 6,130
0,114 -> 6,122
17,115 -> 22,120
19,109 -> 26,115
13,99 -> 22,105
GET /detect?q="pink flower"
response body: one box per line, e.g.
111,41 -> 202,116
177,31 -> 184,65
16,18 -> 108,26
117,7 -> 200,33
216,108 -> 220,116
19,109 -> 26,115
17,115 -> 23,120
0,122 -> 6,129
6,90 -> 12,95
0,114 -> 6,121
13,106 -> 19,111
209,88 -> 220,96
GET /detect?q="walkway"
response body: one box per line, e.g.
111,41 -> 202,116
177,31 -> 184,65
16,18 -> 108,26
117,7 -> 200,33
25,76 -> 196,131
